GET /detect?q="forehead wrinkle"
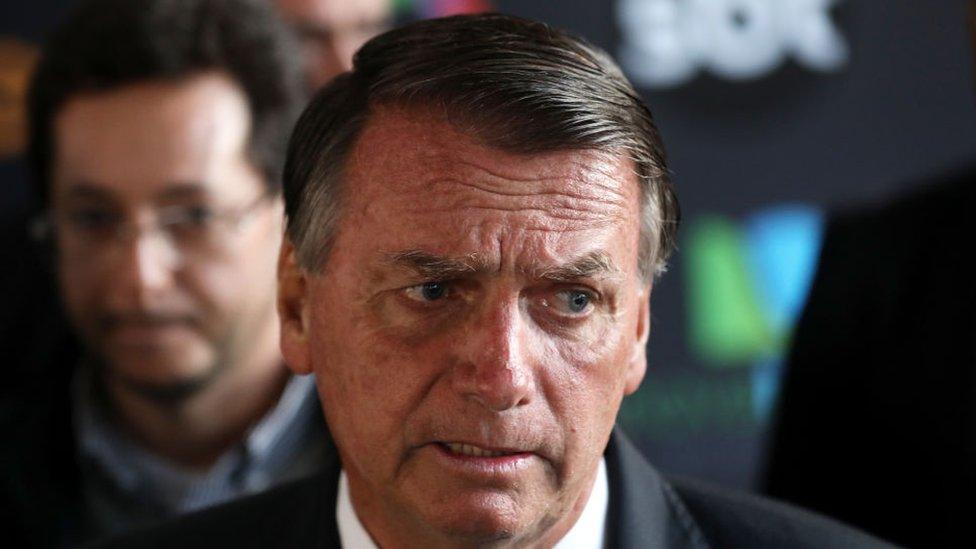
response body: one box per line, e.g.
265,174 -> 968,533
444,154 -> 633,204
423,199 -> 621,225
397,175 -> 630,227
352,109 -> 637,215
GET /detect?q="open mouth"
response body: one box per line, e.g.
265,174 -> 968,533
439,442 -> 521,458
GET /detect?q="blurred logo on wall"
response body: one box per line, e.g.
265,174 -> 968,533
395,0 -> 493,19
0,38 -> 38,159
685,204 -> 823,420
620,204 -> 822,440
617,0 -> 848,88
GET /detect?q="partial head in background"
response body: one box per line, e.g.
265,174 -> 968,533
277,13 -> 678,547
274,0 -> 392,90
970,0 -> 976,76
28,0 -> 305,404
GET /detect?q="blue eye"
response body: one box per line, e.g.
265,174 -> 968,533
558,289 -> 593,314
420,281 -> 447,301
403,281 -> 452,305
568,290 -> 590,312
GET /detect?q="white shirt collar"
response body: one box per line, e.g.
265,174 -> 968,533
555,457 -> 609,549
336,472 -> 377,549
336,457 -> 609,549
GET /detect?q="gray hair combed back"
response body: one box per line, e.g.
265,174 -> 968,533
283,13 -> 679,280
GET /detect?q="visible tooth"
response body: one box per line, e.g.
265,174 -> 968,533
444,442 -> 513,457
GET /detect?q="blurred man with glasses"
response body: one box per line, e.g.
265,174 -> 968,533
0,0 -> 333,545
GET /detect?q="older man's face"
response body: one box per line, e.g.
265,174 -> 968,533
279,107 -> 650,546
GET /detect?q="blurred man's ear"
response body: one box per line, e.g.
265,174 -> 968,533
277,237 -> 312,375
624,283 -> 651,395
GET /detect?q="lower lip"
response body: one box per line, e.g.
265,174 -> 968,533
430,443 -> 535,475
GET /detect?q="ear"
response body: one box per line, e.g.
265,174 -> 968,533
277,236 -> 312,375
624,282 -> 651,395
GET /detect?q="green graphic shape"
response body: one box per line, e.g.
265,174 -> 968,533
619,371 -> 756,436
392,0 -> 413,14
685,216 -> 774,367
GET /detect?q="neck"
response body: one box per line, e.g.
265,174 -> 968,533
102,332 -> 288,470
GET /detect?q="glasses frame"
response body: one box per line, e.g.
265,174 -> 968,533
31,190 -> 277,257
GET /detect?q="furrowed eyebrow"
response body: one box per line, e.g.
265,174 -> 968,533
387,250 -> 487,279
531,251 -> 620,282
385,249 -> 620,283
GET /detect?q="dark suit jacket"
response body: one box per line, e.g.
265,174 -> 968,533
95,429 -> 888,548
764,167 -> 976,548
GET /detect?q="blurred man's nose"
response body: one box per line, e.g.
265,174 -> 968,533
451,297 -> 537,412
112,224 -> 180,299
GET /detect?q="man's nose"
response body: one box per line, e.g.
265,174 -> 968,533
112,228 -> 180,297
451,299 -> 536,412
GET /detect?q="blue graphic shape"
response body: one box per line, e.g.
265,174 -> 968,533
750,356 -> 785,422
744,205 -> 824,335
743,204 -> 823,421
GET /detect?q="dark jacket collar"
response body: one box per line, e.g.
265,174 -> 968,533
604,428 -> 708,549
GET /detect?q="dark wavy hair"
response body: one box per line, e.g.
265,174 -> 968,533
283,13 -> 679,280
28,0 -> 306,206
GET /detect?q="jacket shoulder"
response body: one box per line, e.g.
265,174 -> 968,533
669,476 -> 894,549
92,471 -> 336,548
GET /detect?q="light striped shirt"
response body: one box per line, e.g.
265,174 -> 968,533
73,368 -> 329,539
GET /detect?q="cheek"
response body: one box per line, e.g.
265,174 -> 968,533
306,290 -> 435,460
548,315 -> 631,392
56,246 -> 112,316
189,235 -> 280,313
540,311 -> 633,439
174,264 -> 249,332
57,261 -> 95,320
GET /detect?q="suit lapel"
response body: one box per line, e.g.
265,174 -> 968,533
314,453 -> 343,548
604,428 -> 709,549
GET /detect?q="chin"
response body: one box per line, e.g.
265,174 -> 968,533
101,345 -> 221,401
417,492 -> 540,546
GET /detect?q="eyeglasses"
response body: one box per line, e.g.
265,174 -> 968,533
32,192 -> 275,260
